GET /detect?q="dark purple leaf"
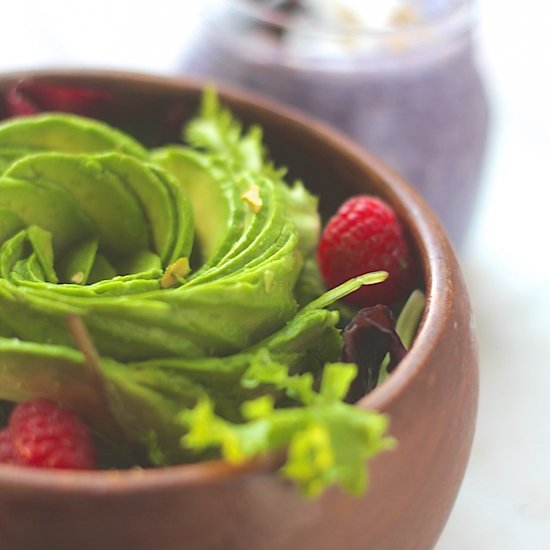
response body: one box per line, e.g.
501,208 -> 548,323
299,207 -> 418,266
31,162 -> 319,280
341,304 -> 407,401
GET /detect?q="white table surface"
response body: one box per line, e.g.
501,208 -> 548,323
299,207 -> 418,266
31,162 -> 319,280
437,1 -> 550,547
1,2 -> 549,548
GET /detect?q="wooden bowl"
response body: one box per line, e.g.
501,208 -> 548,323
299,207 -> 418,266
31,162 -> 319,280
0,70 -> 478,550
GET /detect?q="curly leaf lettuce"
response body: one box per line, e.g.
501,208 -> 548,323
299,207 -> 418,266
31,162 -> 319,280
179,357 -> 395,498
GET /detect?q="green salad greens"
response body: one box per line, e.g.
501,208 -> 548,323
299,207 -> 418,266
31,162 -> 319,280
0,89 -> 398,496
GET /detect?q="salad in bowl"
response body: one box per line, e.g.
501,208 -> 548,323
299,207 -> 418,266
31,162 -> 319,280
0,71 -> 477,550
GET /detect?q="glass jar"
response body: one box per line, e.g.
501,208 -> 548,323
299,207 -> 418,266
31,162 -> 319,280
181,0 -> 489,249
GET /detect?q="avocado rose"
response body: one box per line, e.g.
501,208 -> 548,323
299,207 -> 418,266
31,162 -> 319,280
0,90 -> 395,496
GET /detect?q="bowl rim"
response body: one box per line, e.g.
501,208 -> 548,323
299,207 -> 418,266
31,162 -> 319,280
0,68 -> 455,493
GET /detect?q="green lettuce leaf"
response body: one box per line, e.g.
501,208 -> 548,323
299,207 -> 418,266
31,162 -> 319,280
378,290 -> 426,384
184,86 -> 265,173
179,356 -> 395,498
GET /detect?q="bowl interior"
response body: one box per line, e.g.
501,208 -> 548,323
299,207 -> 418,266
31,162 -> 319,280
0,69 -> 449,487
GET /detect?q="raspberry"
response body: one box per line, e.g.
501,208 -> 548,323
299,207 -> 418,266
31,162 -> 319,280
317,195 -> 415,307
0,430 -> 15,463
0,399 -> 97,470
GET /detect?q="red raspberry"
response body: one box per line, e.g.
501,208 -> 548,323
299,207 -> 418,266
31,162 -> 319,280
0,430 -> 15,463
317,195 -> 415,307
0,399 -> 97,470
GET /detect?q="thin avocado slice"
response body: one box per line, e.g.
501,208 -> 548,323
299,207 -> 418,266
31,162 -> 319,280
58,238 -> 99,285
0,207 -> 25,245
0,338 -> 119,437
0,230 -> 30,281
184,172 -> 284,286
13,253 -> 46,283
116,250 -> 162,276
151,147 -> 237,265
0,113 -> 148,158
99,360 -> 204,462
0,279 -> 81,349
0,176 -> 95,255
5,153 -> 151,262
88,253 -> 117,285
27,225 -> 58,284
0,147 -> 40,173
97,153 -> 193,265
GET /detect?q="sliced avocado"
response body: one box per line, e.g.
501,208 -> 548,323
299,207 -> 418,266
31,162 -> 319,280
96,153 -> 193,264
99,361 -> 204,463
0,230 -> 30,281
0,176 -> 95,255
94,305 -> 341,463
0,279 -> 81,351
0,92 -> 334,467
151,147 -> 237,265
0,147 -> 39,173
0,113 -> 148,158
27,225 -> 58,283
58,238 -> 98,285
5,153 -> 151,262
184,172 -> 287,287
0,207 -> 25,246
13,253 -> 46,283
88,253 -> 117,285
116,249 -> 162,276
0,338 -> 120,437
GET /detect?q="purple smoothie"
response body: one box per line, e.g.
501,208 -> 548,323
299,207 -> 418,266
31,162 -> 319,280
181,0 -> 489,248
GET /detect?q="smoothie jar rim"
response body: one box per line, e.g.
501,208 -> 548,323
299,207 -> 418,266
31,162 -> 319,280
205,0 -> 476,40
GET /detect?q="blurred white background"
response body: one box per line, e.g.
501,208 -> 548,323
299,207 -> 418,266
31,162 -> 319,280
1,1 -> 549,547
